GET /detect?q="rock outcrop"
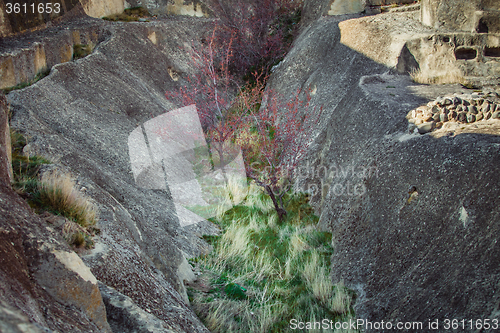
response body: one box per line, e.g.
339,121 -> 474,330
0,93 -> 111,332
301,0 -> 416,26
0,18 -> 106,90
98,282 -> 177,333
0,0 -> 205,37
0,0 -> 123,37
4,15 -> 217,333
268,4 -> 500,332
421,0 -> 500,33
301,0 -> 500,86
0,0 -> 210,38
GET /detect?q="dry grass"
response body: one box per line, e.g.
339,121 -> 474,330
410,68 -> 465,85
61,220 -> 94,249
38,170 -> 98,227
102,6 -> 150,22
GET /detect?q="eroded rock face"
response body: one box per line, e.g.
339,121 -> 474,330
0,95 -> 110,332
0,95 -> 12,183
300,0 -> 415,27
0,0 -> 88,37
0,18 -> 106,90
98,282 -> 176,333
420,0 -> 500,33
7,16 -> 214,333
268,13 -> 500,332
301,0 -> 500,86
0,0 -> 211,38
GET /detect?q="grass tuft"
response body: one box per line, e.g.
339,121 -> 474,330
410,68 -> 465,85
189,183 -> 357,332
102,6 -> 150,22
38,170 -> 98,228
10,131 -> 98,249
73,44 -> 93,60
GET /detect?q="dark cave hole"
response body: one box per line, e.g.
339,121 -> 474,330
484,47 -> 500,58
455,48 -> 477,60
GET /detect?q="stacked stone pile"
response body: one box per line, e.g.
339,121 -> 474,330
407,92 -> 500,134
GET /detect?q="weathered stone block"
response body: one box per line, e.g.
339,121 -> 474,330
32,249 -> 112,332
421,0 -> 500,32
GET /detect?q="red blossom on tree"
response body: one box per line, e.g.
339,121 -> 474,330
237,76 -> 322,220
165,12 -> 320,220
203,0 -> 303,73
165,25 -> 245,186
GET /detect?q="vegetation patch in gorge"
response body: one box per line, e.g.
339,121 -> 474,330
188,184 -> 357,333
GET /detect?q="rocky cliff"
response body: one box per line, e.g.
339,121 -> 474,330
1,93 -> 111,333
2,14 -> 218,333
1,0 -> 499,332
267,1 -> 500,332
0,0 -> 210,38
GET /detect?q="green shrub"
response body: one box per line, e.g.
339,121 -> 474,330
11,131 -> 50,196
224,283 -> 248,300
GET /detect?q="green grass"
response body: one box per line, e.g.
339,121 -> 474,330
11,130 -> 50,195
2,68 -> 51,94
189,183 -> 357,332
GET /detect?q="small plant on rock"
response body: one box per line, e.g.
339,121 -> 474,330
73,44 -> 93,60
38,170 -> 98,228
10,131 -> 99,250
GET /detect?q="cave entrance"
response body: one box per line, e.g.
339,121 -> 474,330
484,47 -> 500,58
455,48 -> 477,60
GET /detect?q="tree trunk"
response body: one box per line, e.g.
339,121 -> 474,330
265,185 -> 286,221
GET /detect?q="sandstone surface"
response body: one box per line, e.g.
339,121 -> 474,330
301,0 -> 416,27
420,0 -> 500,33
